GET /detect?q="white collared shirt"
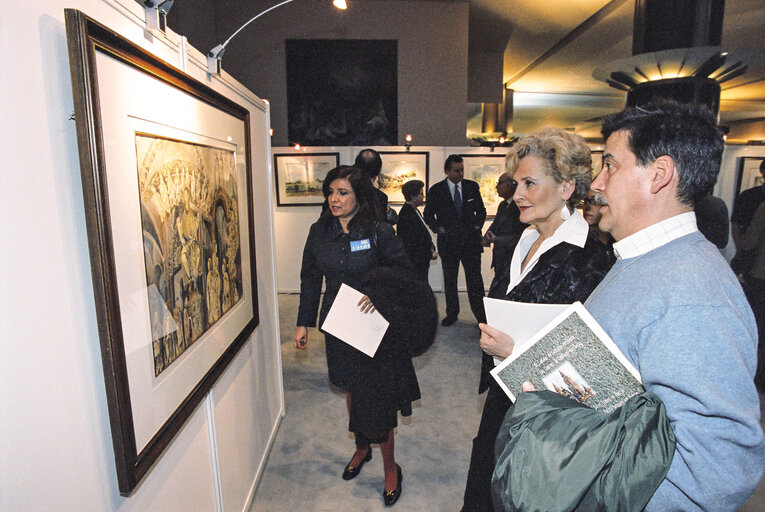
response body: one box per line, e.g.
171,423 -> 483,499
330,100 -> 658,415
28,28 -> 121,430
613,212 -> 698,260
446,179 -> 462,201
506,208 -> 590,296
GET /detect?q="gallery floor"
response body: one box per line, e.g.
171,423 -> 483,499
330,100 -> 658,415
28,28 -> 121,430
248,293 -> 765,511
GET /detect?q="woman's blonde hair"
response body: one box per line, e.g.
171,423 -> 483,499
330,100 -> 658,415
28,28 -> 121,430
505,127 -> 592,208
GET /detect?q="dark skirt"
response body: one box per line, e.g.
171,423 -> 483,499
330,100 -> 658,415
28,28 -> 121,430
324,333 -> 421,433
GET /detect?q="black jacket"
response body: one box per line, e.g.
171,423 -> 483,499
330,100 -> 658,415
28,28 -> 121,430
423,179 -> 486,254
486,200 -> 527,269
297,217 -> 412,329
479,235 -> 612,393
396,203 -> 435,272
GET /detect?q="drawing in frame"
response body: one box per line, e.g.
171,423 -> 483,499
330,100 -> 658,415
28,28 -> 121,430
65,9 -> 259,495
274,152 -> 340,206
378,151 -> 430,204
460,154 -> 508,218
735,157 -> 765,199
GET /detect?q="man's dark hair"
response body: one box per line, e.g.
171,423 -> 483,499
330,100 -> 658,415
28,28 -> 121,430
401,179 -> 425,201
601,99 -> 724,207
444,154 -> 463,171
354,149 -> 383,180
320,165 -> 381,227
760,159 -> 765,177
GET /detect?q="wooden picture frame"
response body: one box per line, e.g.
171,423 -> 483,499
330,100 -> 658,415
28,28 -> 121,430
65,9 -> 259,495
273,152 -> 340,206
460,154 -> 507,218
378,151 -> 430,204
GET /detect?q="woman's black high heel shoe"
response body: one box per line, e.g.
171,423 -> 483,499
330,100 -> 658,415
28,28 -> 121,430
342,446 -> 372,480
383,464 -> 403,506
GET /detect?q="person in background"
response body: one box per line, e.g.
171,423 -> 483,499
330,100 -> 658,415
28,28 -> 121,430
695,187 -> 730,250
482,171 -> 527,296
294,165 -> 418,506
738,201 -> 765,391
397,179 -> 437,282
424,154 -> 487,326
731,159 -> 765,246
355,148 -> 398,225
581,188 -> 616,263
463,128 -> 612,512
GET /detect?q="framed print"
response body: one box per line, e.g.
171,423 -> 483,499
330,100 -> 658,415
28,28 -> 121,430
274,152 -> 340,206
65,10 -> 259,495
735,157 -> 765,197
461,154 -> 508,217
591,150 -> 604,177
378,151 -> 430,204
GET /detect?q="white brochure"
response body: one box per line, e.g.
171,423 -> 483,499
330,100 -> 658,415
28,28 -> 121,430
484,297 -> 569,365
321,283 -> 389,358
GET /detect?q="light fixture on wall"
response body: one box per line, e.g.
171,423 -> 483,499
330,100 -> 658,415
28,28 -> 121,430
206,0 -> 348,75
143,0 -> 174,32
405,134 -> 412,152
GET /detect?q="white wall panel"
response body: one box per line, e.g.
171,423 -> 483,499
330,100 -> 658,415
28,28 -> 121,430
0,1 -> 281,510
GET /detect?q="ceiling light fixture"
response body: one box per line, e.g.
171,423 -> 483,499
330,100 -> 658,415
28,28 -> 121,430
206,0 -> 347,75
594,46 -> 764,115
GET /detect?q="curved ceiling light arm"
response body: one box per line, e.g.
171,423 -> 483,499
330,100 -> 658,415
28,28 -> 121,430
208,0 -> 294,74
207,0 -> 347,75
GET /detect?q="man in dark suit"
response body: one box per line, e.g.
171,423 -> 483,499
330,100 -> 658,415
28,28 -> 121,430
424,154 -> 487,325
482,172 -> 527,296
397,180 -> 437,282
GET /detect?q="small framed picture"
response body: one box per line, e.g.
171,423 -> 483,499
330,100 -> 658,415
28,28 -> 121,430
378,151 -> 430,204
274,152 -> 340,206
735,157 -> 765,197
460,154 -> 507,218
591,150 -> 604,177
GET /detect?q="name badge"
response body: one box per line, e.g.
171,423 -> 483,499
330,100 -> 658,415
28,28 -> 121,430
350,239 -> 372,252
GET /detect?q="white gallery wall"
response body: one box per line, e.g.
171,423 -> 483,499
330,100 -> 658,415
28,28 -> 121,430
1,1 -> 282,511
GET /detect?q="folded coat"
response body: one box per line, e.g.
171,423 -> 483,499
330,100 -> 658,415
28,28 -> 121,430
492,390 -> 675,512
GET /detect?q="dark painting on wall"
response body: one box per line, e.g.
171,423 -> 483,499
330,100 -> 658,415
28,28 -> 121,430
286,39 -> 397,146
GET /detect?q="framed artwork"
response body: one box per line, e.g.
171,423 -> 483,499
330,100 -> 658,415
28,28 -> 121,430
65,10 -> 259,495
461,154 -> 508,218
735,157 -> 765,197
378,151 -> 430,204
286,39 -> 397,146
591,150 -> 604,177
274,152 -> 340,206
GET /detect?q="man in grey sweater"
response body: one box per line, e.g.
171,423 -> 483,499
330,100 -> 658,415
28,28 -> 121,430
585,100 -> 764,510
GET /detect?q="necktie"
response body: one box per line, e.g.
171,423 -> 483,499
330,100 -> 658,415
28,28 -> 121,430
454,185 -> 462,215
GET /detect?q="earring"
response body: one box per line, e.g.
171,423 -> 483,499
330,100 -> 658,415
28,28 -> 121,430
560,203 -> 571,220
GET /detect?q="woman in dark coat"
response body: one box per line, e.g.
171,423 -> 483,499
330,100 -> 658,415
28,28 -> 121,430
461,128 -> 613,512
396,179 -> 437,282
294,165 -> 419,506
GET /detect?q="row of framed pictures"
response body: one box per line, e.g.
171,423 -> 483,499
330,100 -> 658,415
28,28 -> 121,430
274,150 -> 605,217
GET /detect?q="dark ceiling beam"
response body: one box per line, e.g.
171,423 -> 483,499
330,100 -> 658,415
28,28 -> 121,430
505,0 -> 630,86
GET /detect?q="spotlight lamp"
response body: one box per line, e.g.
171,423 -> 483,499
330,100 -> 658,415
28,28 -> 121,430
405,134 -> 412,151
143,0 -> 174,32
207,0 -> 348,75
